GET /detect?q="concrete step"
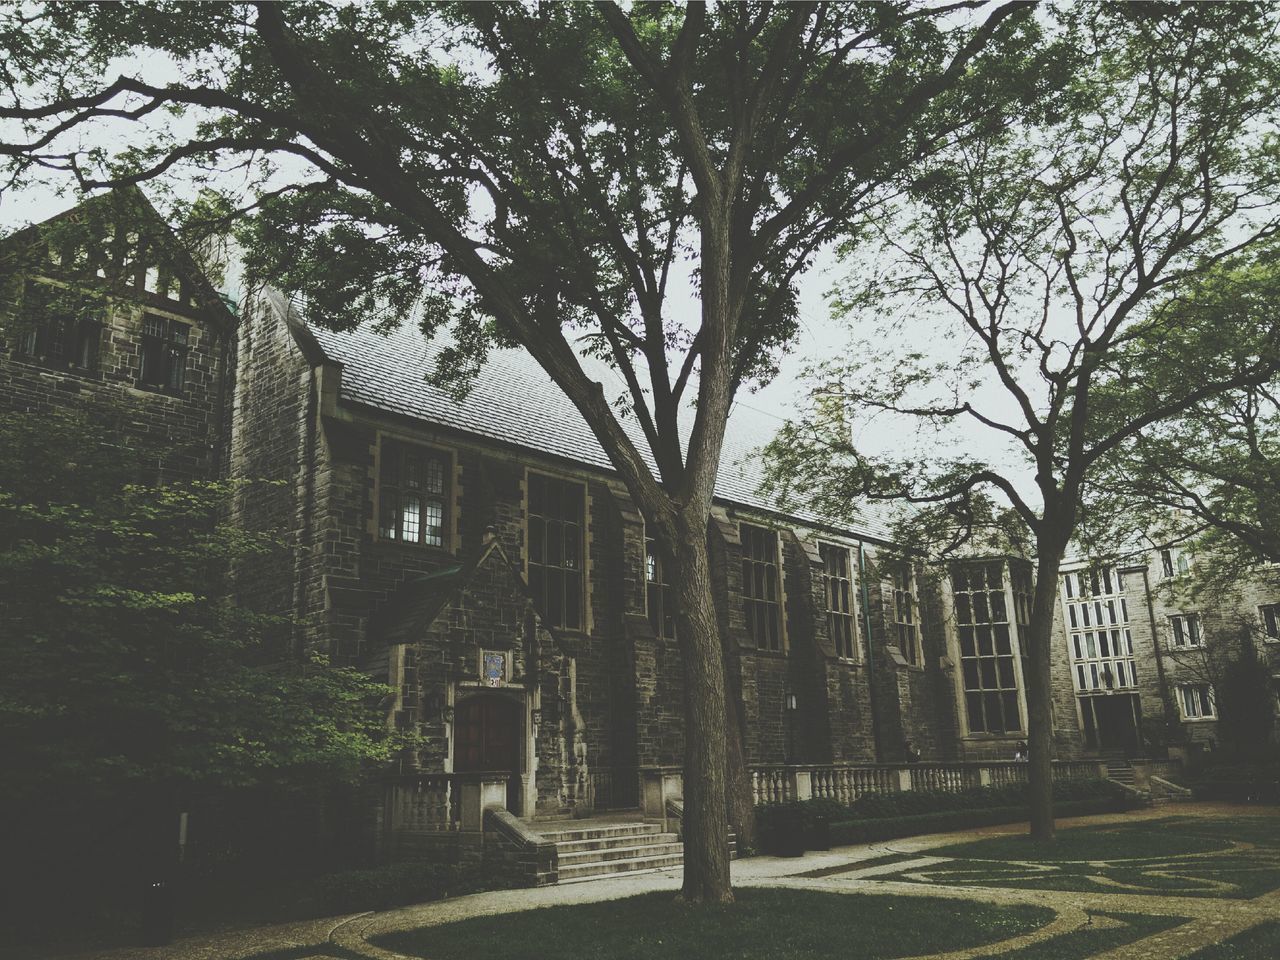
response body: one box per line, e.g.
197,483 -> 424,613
553,832 -> 679,855
537,823 -> 663,843
557,852 -> 685,881
557,840 -> 684,864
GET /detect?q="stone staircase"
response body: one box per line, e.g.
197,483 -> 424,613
539,821 -> 684,883
1103,757 -> 1136,787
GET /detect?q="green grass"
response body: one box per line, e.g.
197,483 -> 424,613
877,817 -> 1280,900
973,912 -> 1186,960
1186,921 -> 1280,960
929,821 -> 1229,861
374,889 -> 1054,960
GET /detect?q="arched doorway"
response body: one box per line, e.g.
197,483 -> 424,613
454,694 -> 524,814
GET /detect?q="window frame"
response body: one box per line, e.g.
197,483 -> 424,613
819,541 -> 858,661
891,562 -> 921,666
1260,604 -> 1279,642
644,532 -> 677,641
13,279 -> 104,374
1177,683 -> 1216,721
1169,613 -> 1204,650
377,438 -> 451,550
952,560 -> 1023,735
740,522 -> 784,653
525,470 -> 587,632
138,311 -> 190,393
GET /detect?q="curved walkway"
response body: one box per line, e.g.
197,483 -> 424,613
64,802 -> 1280,960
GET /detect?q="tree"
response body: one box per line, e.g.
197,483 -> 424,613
1082,261 -> 1280,569
0,408 -> 400,896
1,1 -> 1040,899
765,2 -> 1280,840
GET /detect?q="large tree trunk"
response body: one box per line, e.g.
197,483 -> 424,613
670,517 -> 733,903
1026,543 -> 1067,840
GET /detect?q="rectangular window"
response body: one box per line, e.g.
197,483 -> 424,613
139,313 -> 189,391
1169,613 -> 1203,649
645,535 -> 677,641
821,542 -> 857,660
15,280 -> 102,371
1261,604 -> 1279,641
953,560 -> 1021,733
1178,683 -> 1216,720
527,472 -> 584,631
741,523 -> 782,652
891,563 -> 920,665
1160,550 -> 1174,578
379,441 -> 449,549
1060,567 -> 1137,693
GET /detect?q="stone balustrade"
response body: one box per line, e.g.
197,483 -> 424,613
642,758 -> 1109,810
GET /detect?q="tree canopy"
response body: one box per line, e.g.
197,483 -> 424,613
765,1 -> 1280,839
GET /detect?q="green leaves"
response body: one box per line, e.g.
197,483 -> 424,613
0,410 -> 402,809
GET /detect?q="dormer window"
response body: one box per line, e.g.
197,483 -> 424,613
139,313 -> 188,391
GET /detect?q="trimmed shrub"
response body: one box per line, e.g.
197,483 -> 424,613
756,780 -> 1135,852
1188,762 -> 1280,803
313,862 -> 484,915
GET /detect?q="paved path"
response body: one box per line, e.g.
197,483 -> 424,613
56,802 -> 1280,960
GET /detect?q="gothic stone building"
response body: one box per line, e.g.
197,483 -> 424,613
6,194 -> 1275,845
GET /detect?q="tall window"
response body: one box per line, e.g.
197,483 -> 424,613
891,564 -> 920,664
1260,604 -> 1279,641
1169,613 -> 1203,649
1178,684 -> 1215,720
1160,548 -> 1191,578
821,543 -> 857,660
645,535 -> 676,640
15,281 -> 101,371
741,523 -> 782,652
139,313 -> 188,391
1061,566 -> 1137,692
379,441 -> 448,548
953,561 -> 1021,734
527,472 -> 584,631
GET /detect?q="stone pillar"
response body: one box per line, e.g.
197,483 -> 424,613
978,766 -> 993,787
787,768 -> 813,802
459,774 -> 508,832
896,767 -> 914,792
641,767 -> 683,818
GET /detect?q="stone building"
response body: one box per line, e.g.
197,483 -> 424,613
8,193 -> 1275,864
1054,547 -> 1280,758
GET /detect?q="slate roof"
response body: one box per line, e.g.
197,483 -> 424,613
267,291 -> 892,541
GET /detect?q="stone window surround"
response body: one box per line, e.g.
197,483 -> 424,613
819,540 -> 860,662
1177,682 -> 1216,721
889,560 -> 924,669
1168,612 -> 1204,650
642,525 -> 677,641
370,430 -> 460,555
1060,564 -> 1138,693
10,277 -> 106,375
740,520 -> 787,654
1260,603 -> 1279,642
1159,546 -> 1193,580
521,466 -> 594,636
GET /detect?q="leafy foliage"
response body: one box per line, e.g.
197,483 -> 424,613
0,410 -> 401,810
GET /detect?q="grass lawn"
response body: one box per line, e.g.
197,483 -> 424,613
1186,921 -> 1280,960
872,817 -> 1280,900
929,821 -> 1229,861
972,912 -> 1185,960
374,889 -> 1053,960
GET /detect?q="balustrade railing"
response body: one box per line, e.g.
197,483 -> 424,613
391,773 -> 459,831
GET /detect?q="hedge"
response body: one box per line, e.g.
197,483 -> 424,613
756,780 -> 1137,853
313,862 -> 486,915
1188,762 -> 1280,803
826,796 -> 1134,847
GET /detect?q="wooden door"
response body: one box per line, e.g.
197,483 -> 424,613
454,695 -> 523,813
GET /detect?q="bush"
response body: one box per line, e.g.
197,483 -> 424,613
755,780 -> 1134,853
826,796 -> 1133,847
1188,761 -> 1280,803
313,862 -> 484,915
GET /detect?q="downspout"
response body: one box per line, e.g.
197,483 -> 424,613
858,542 -> 883,762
